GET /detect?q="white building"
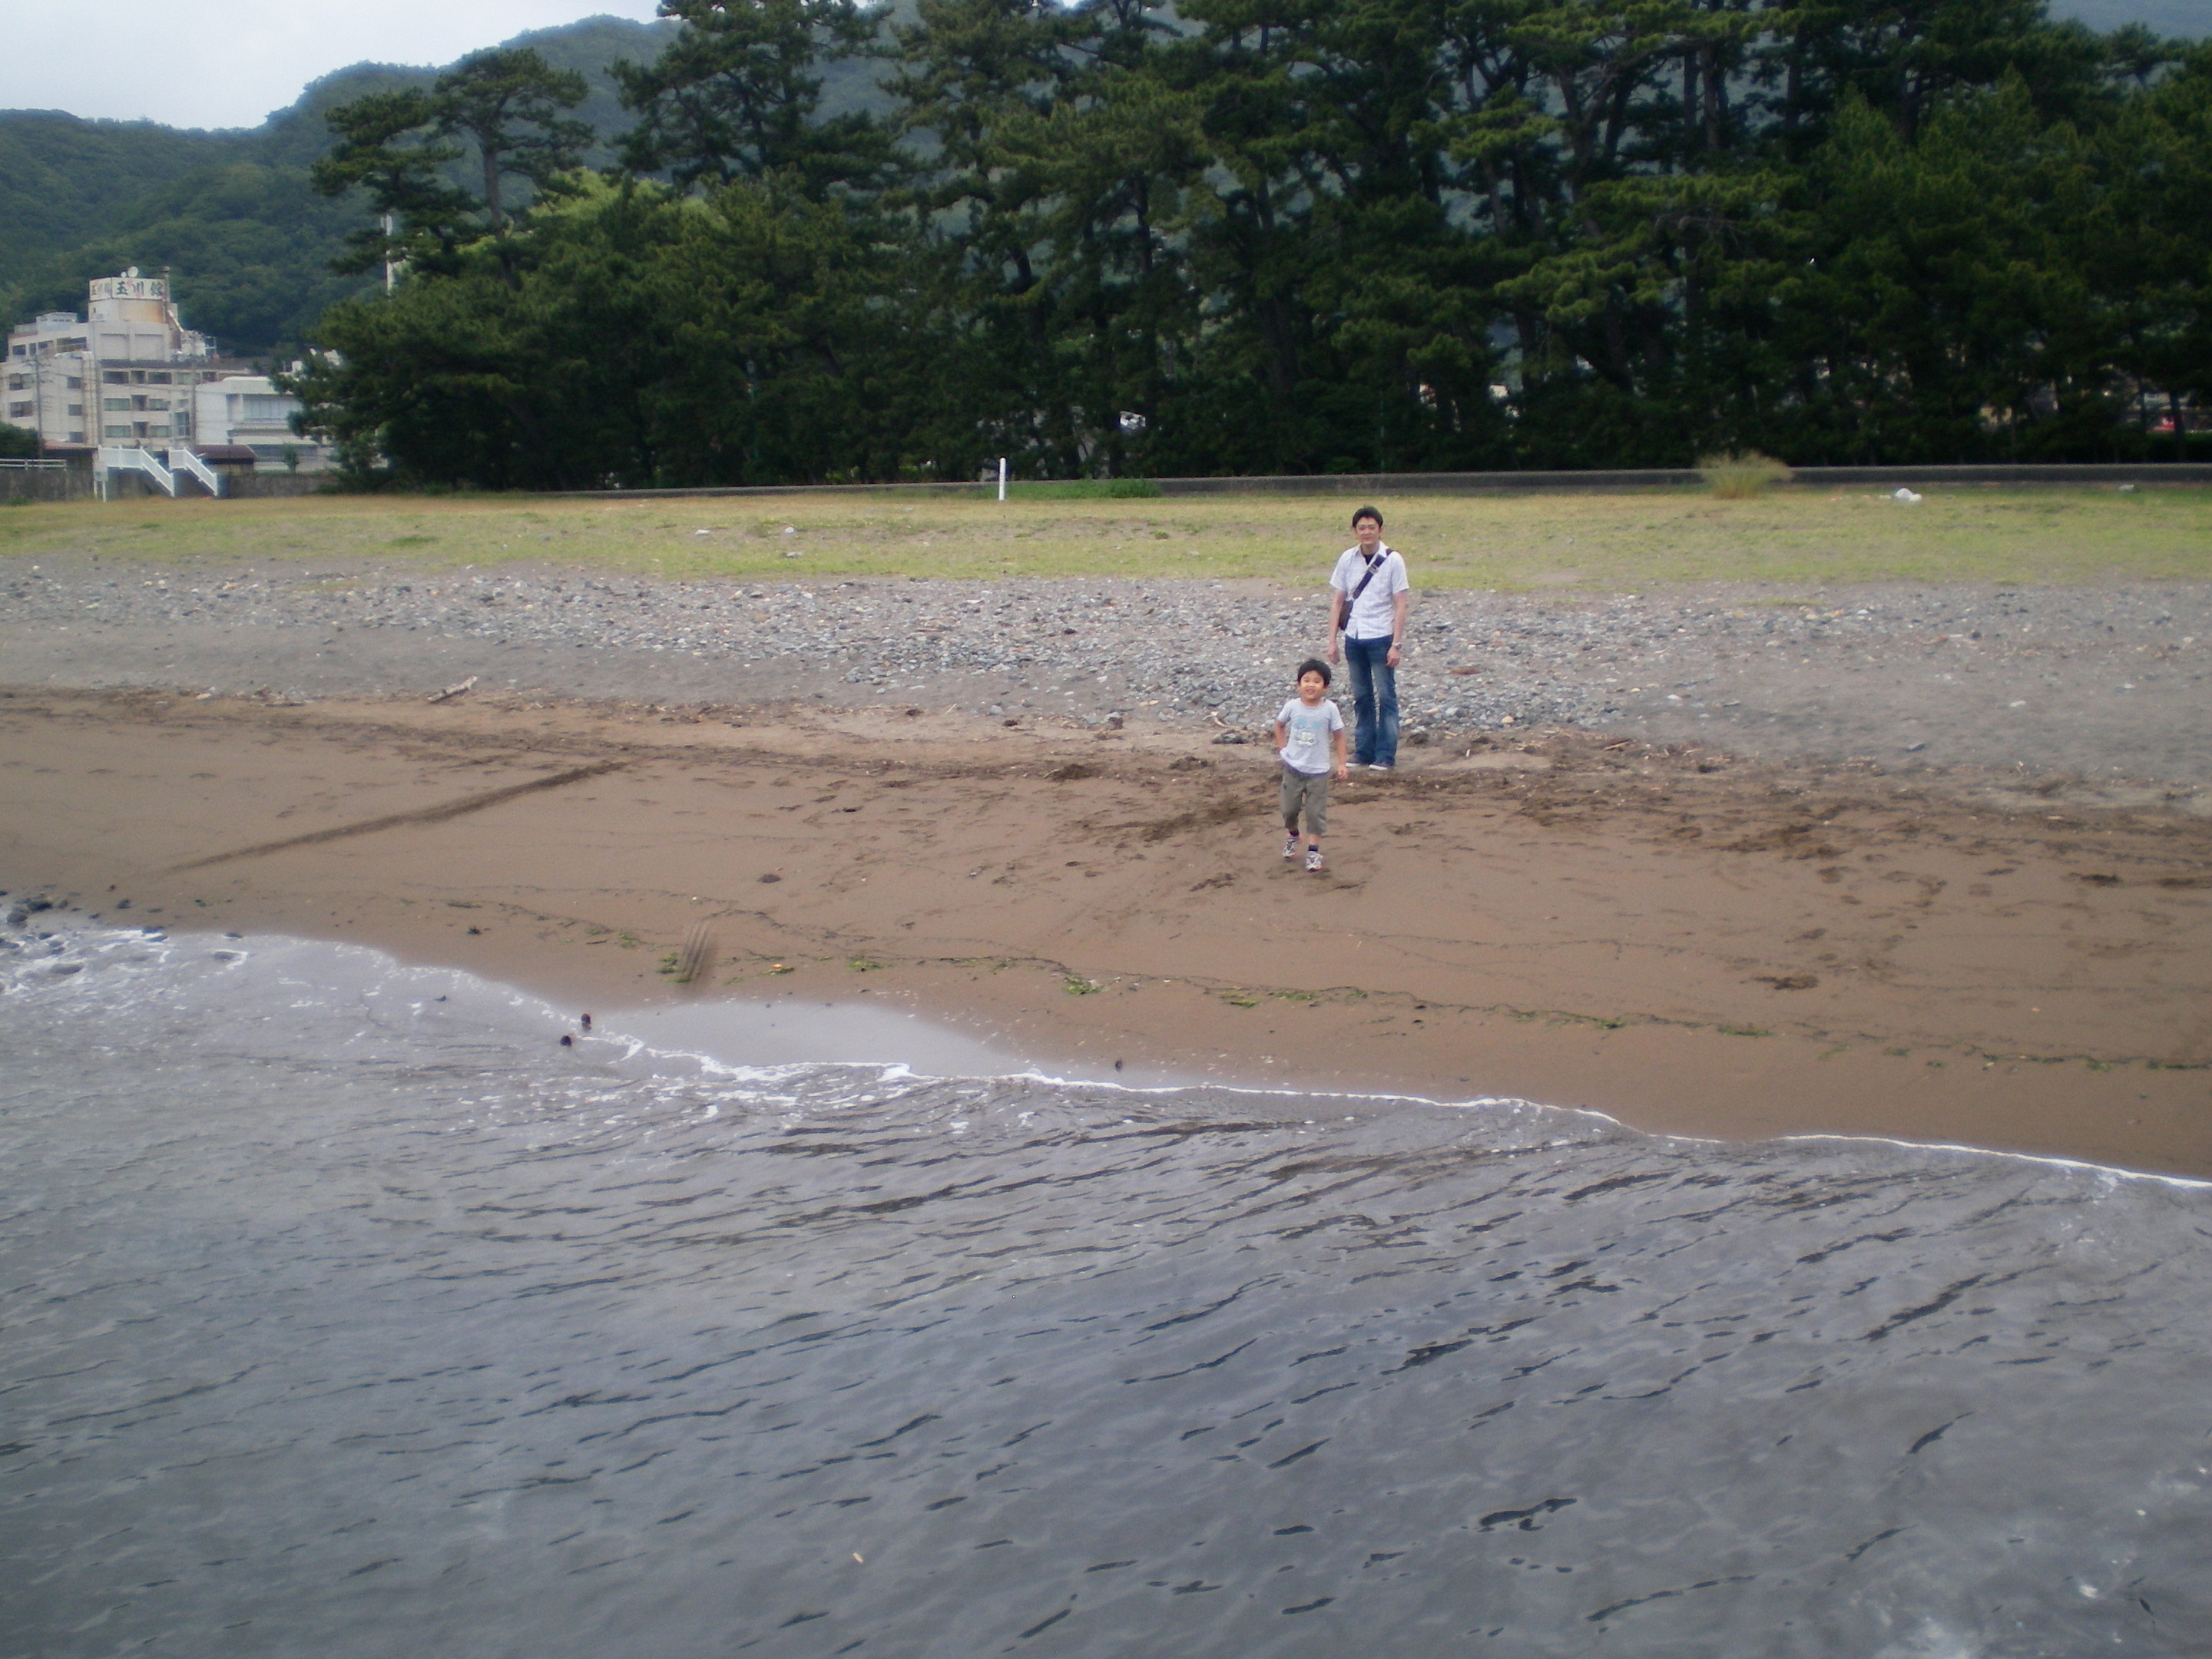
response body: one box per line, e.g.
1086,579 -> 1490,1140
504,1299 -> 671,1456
190,372 -> 331,469
4,270 -> 256,453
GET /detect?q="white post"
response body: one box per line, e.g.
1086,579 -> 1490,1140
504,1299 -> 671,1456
998,456 -> 1008,502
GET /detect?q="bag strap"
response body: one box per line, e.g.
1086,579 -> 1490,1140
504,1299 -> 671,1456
1342,547 -> 1389,627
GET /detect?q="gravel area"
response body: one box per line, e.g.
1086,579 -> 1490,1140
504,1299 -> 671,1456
5,559 -> 2208,791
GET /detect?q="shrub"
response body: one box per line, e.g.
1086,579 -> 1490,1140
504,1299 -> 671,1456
1698,450 -> 1793,498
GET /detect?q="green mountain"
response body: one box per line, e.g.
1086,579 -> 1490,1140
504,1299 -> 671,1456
0,14 -> 680,354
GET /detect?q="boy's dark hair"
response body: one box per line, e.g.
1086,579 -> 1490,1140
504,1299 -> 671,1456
1351,505 -> 1383,528
1296,657 -> 1333,687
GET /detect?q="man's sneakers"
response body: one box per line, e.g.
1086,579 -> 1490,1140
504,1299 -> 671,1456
1305,846 -> 1325,873
1283,831 -> 1301,861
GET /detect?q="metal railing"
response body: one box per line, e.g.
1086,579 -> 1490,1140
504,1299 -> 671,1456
0,457 -> 70,471
98,445 -> 178,498
167,447 -> 224,497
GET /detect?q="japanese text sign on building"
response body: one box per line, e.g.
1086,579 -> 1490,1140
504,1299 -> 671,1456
89,276 -> 167,302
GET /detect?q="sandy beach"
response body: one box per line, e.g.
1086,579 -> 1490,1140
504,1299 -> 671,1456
5,637 -> 2207,1175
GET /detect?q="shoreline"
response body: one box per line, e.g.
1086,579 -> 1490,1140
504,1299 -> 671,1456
5,683 -> 2207,1178
31,904 -> 2212,1194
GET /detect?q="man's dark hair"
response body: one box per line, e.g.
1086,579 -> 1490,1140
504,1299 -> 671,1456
1351,505 -> 1383,528
1296,657 -> 1333,687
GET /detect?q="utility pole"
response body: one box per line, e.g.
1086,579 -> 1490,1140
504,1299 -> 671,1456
28,346 -> 46,460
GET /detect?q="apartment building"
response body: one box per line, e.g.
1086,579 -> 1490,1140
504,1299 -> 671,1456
4,270 -> 255,450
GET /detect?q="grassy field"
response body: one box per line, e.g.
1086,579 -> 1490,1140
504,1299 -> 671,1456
2,483 -> 2207,590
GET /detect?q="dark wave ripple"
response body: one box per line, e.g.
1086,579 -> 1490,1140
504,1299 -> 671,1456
2,926 -> 2208,1657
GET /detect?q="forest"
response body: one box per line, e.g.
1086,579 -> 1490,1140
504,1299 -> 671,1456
32,1 -> 2212,486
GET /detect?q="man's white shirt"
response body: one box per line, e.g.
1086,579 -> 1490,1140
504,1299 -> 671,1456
1330,545 -> 1409,639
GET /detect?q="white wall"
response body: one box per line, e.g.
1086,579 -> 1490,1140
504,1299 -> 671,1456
193,375 -> 332,469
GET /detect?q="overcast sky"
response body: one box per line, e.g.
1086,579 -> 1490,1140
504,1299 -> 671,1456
0,2 -> 666,130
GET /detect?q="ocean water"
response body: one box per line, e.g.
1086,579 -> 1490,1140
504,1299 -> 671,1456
3,919 -> 2208,1657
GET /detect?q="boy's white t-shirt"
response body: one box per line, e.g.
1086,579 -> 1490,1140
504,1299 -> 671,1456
1277,696 -> 1345,776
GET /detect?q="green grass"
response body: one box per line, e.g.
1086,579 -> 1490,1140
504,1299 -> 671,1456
0,483 -> 2205,590
1007,479 -> 1164,500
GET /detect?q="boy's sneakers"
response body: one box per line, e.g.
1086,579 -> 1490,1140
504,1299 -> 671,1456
1305,846 -> 1325,873
1283,831 -> 1301,861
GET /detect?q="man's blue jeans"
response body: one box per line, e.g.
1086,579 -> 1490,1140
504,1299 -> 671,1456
1342,634 -> 1398,767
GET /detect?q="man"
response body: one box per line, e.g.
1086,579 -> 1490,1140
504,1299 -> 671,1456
1325,505 -> 1409,770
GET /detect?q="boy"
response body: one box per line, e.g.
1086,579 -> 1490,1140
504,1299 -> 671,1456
1275,657 -> 1349,873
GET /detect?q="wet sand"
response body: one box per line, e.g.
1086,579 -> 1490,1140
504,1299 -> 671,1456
3,684 -> 2207,1177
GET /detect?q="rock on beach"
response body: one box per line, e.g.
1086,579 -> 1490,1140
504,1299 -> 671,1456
5,562 -> 2207,793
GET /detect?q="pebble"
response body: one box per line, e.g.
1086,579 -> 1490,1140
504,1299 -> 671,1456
6,565 -> 2208,786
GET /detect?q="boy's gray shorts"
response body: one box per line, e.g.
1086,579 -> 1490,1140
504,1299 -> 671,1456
1280,766 -> 1330,834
